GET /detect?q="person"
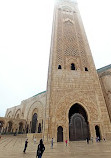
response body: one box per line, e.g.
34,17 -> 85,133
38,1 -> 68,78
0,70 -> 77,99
97,136 -> 100,142
91,137 -> 93,143
103,137 -> 106,141
23,138 -> 28,153
96,137 -> 98,142
86,137 -> 89,144
36,139 -> 45,158
65,139 -> 68,146
14,132 -> 16,136
51,138 -> 53,148
34,137 -> 36,144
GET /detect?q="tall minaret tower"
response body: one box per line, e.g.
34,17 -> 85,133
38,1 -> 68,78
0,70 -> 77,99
44,0 -> 111,142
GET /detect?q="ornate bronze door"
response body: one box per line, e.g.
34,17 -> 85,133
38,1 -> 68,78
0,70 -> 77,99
69,113 -> 89,141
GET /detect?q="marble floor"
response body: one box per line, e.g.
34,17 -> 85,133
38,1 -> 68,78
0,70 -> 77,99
0,135 -> 111,158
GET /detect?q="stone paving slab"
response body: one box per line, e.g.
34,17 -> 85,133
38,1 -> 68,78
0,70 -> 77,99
0,136 -> 111,158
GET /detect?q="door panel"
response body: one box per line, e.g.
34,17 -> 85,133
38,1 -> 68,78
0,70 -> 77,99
69,113 -> 89,141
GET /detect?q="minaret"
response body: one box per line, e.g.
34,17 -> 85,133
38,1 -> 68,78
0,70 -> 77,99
44,0 -> 111,141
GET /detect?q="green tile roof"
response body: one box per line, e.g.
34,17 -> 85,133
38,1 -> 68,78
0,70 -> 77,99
97,64 -> 111,73
33,91 -> 46,97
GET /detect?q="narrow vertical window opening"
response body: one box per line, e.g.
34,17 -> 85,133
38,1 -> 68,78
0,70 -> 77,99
71,63 -> 75,70
58,65 -> 62,69
85,67 -> 88,71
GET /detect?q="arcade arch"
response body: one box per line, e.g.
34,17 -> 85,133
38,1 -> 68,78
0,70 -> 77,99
27,101 -> 44,133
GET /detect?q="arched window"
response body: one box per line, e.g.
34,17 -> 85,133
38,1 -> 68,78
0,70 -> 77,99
85,67 -> 88,71
17,114 -> 19,119
71,63 -> 75,70
58,65 -> 62,69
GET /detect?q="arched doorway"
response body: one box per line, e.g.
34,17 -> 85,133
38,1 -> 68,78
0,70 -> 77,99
26,124 -> 29,133
38,123 -> 41,133
8,121 -> 13,133
31,113 -> 37,133
95,125 -> 101,139
69,103 -> 89,141
57,126 -> 63,142
19,122 -> 23,133
0,121 -> 4,133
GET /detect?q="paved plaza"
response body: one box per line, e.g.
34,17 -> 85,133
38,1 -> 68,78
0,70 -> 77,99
0,135 -> 111,158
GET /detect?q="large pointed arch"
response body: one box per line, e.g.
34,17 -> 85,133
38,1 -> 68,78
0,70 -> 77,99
26,101 -> 43,121
69,103 -> 90,141
69,103 -> 88,122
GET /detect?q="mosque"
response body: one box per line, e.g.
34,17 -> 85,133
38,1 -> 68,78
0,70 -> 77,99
0,0 -> 111,142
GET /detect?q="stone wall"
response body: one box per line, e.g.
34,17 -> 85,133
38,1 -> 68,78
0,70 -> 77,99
2,91 -> 46,134
98,65 -> 111,122
44,0 -> 111,141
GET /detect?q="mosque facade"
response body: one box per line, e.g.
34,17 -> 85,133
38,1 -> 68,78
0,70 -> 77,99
0,0 -> 111,142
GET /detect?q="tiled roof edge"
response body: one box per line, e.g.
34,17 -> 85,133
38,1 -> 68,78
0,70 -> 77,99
32,91 -> 46,97
97,64 -> 111,73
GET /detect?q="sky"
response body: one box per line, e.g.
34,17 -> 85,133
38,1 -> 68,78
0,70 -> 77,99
0,0 -> 111,117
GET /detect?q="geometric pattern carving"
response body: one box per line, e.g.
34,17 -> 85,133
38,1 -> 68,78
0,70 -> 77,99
57,11 -> 63,65
55,92 -> 98,122
56,8 -> 89,70
63,20 -> 79,56
73,15 -> 88,68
